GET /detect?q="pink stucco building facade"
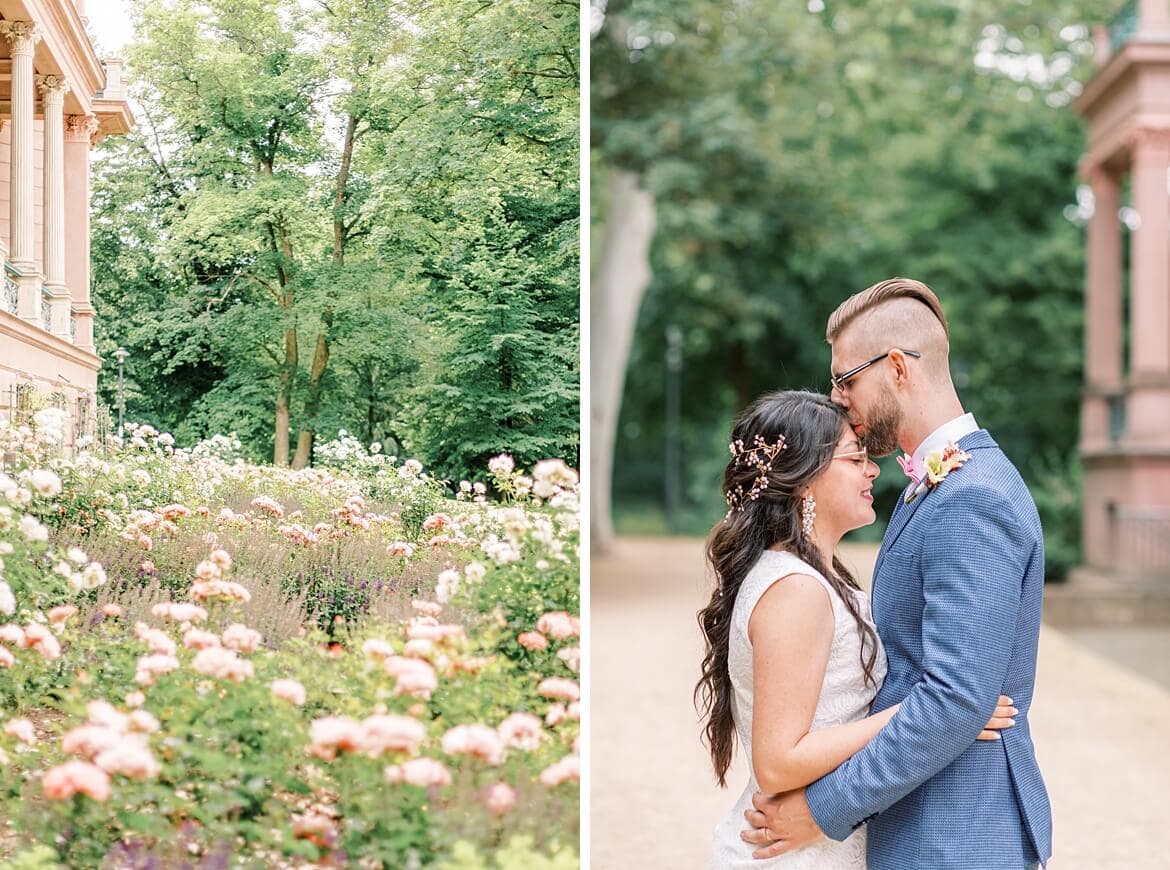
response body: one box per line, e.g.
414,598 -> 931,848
1076,0 -> 1170,583
0,0 -> 132,434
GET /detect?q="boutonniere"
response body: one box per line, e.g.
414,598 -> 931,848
898,441 -> 972,504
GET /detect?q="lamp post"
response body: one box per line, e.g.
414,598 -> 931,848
664,325 -> 683,532
113,347 -> 128,440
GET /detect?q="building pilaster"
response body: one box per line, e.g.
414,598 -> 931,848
1126,127 -> 1170,445
64,115 -> 98,352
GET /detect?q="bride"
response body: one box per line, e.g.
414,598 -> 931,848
696,391 -> 1015,868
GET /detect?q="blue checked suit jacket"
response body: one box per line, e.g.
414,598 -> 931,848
805,429 -> 1052,869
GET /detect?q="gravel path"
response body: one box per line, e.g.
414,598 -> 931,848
590,537 -> 1170,870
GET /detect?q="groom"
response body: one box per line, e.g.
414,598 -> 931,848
742,278 -> 1052,868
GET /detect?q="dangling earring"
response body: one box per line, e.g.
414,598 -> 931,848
801,493 -> 816,538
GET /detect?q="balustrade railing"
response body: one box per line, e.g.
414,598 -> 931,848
1,274 -> 15,315
40,290 -> 51,331
1115,506 -> 1170,580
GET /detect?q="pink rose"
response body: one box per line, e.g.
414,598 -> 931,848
43,761 -> 111,801
308,716 -> 364,760
271,679 -> 306,706
497,712 -> 544,751
537,677 -> 580,701
411,599 -> 442,617
385,757 -> 452,788
95,738 -> 161,779
539,754 -> 580,787
536,611 -> 579,640
482,781 -> 517,816
183,628 -> 221,650
441,724 -> 504,765
221,624 -> 262,654
4,718 -> 36,745
361,714 -> 426,757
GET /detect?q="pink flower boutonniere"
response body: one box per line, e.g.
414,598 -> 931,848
903,441 -> 972,504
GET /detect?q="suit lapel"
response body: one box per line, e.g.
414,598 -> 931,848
871,429 -> 998,599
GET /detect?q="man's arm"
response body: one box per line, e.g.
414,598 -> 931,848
804,488 -> 1030,840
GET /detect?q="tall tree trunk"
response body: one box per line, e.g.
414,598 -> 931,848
591,168 -> 656,553
275,324 -> 296,466
266,209 -> 297,467
292,306 -> 334,469
289,111 -> 359,466
333,113 -> 358,267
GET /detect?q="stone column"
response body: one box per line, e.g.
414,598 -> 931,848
1126,127 -> 1170,444
64,115 -> 97,352
1139,0 -> 1170,35
1080,164 -> 1124,452
39,75 -> 70,341
0,22 -> 41,324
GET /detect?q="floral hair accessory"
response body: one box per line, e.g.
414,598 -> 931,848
724,433 -> 788,516
904,441 -> 971,504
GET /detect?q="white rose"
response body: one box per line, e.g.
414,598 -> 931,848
0,581 -> 14,615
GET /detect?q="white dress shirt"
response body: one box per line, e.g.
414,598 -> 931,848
907,412 -> 979,481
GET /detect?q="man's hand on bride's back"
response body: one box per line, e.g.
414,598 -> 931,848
977,695 -> 1018,741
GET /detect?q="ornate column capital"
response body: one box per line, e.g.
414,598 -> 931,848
0,21 -> 40,55
65,114 -> 99,144
1126,126 -> 1170,164
1078,158 -> 1118,190
36,75 -> 70,103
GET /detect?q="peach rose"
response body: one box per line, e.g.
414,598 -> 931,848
47,605 -> 78,624
517,631 -> 548,651
24,623 -> 61,660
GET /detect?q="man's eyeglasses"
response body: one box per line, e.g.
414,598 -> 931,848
830,349 -> 921,393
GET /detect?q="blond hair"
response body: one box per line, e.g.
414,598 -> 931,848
826,277 -> 949,343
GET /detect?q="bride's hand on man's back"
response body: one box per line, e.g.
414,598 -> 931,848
976,695 -> 1018,741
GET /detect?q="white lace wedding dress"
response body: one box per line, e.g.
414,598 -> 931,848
708,549 -> 887,869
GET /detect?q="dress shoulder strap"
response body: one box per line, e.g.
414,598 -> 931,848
733,550 -> 839,635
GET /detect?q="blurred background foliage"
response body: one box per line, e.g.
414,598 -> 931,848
593,0 -> 1114,578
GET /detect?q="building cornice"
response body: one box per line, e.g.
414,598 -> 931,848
0,309 -> 99,370
21,0 -> 106,113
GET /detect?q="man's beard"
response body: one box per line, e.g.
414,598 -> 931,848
860,386 -> 902,457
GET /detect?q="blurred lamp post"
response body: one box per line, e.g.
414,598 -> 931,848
113,347 -> 128,440
665,325 -> 683,532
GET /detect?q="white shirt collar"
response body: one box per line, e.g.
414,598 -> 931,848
908,412 -> 979,478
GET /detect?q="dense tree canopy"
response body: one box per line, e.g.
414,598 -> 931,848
594,0 -> 1110,574
93,0 -> 579,481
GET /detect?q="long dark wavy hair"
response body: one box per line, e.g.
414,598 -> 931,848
695,390 -> 881,787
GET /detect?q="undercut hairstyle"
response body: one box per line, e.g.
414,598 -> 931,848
825,277 -> 949,343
